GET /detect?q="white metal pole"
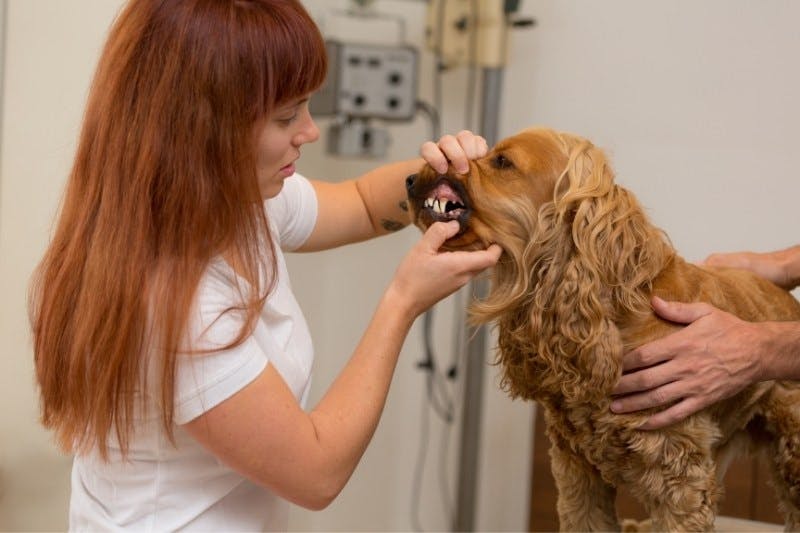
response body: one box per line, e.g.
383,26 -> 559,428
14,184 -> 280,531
453,65 -> 504,533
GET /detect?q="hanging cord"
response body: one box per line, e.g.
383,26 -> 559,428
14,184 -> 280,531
411,93 -> 463,531
409,0 -> 485,520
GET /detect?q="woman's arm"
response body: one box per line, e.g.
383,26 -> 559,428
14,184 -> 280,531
298,131 -> 488,252
182,221 -> 501,509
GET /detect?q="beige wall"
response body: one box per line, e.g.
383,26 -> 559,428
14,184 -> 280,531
0,1 -> 127,530
2,0 -> 799,531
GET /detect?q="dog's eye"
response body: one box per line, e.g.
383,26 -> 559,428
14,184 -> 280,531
492,154 -> 514,169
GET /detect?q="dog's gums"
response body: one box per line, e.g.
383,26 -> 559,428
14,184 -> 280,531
422,181 -> 467,219
406,174 -> 478,247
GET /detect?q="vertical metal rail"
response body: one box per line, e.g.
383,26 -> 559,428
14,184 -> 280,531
453,66 -> 504,532
0,0 -> 7,237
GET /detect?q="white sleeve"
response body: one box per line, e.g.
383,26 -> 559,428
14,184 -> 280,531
173,265 -> 268,425
265,173 -> 318,251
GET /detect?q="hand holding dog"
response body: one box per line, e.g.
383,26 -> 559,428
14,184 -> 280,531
703,245 -> 800,290
611,297 -> 769,429
388,129 -> 498,317
420,130 -> 489,175
612,244 -> 800,429
388,221 -> 501,319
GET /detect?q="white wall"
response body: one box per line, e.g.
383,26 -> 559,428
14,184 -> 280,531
505,0 -> 800,265
1,1 -> 798,531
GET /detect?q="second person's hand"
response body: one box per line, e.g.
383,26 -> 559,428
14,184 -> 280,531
610,296 -> 764,429
702,245 -> 800,290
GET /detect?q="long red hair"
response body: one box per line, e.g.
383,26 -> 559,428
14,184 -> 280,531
29,0 -> 327,459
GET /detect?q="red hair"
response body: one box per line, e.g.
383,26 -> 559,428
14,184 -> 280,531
30,0 -> 327,459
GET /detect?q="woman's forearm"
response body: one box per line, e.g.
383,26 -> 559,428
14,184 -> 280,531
354,158 -> 424,235
303,221 -> 500,505
307,286 -> 416,503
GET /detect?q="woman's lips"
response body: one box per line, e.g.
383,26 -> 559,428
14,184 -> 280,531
279,163 -> 296,176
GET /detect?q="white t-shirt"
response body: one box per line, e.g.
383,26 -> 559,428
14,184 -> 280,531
69,174 -> 318,531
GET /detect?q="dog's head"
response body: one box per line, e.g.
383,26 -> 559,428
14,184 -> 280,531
408,127 -> 672,402
406,128 -> 585,255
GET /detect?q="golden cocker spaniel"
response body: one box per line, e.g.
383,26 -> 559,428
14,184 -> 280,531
406,127 -> 800,531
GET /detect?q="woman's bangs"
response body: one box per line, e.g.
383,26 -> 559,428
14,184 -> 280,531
268,3 -> 328,107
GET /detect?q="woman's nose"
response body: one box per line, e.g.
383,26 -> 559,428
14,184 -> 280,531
298,121 -> 319,145
293,113 -> 320,146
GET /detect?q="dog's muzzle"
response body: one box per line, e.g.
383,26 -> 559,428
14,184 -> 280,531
407,173 -> 470,226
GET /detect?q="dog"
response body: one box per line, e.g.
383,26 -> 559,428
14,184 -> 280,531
405,127 -> 800,531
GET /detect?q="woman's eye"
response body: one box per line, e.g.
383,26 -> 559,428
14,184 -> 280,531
492,154 -> 514,169
277,114 -> 298,126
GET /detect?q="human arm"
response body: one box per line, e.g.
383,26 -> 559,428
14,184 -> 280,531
611,296 -> 800,429
703,244 -> 800,290
182,221 -> 501,509
298,131 -> 488,252
611,244 -> 800,429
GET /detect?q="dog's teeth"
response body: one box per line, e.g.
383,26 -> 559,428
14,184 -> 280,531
426,196 -> 455,215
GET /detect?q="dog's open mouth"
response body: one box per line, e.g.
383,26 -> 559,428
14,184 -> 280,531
421,180 -> 469,222
408,172 -> 484,249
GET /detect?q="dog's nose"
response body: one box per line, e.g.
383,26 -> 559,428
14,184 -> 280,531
405,174 -> 417,192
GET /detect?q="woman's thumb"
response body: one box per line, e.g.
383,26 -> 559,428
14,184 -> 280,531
423,221 -> 460,250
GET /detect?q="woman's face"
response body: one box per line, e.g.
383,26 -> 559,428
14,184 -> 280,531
255,95 -> 319,199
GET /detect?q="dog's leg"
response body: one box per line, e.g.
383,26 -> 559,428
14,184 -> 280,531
758,384 -> 800,531
548,435 -> 619,531
622,440 -> 718,532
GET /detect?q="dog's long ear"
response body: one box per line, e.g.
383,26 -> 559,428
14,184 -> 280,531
557,139 -> 672,316
548,139 -> 672,402
539,141 -> 628,402
489,138 -> 671,403
471,140 -> 623,402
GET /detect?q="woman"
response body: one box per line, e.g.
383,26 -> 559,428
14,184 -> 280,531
29,0 -> 501,530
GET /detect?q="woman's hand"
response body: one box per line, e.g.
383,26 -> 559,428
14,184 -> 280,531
610,296 -> 767,429
388,221 -> 501,319
420,130 -> 489,175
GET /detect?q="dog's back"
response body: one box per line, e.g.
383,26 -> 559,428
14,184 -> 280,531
619,255 -> 800,352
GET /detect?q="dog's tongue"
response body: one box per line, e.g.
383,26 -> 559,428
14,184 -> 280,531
431,182 -> 463,203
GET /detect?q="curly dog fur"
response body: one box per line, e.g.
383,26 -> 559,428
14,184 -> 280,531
406,127 -> 800,531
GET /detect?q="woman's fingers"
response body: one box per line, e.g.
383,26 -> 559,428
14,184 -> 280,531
420,130 -> 488,175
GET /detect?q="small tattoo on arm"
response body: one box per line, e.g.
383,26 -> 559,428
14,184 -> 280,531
399,200 -> 408,212
381,219 -> 405,232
